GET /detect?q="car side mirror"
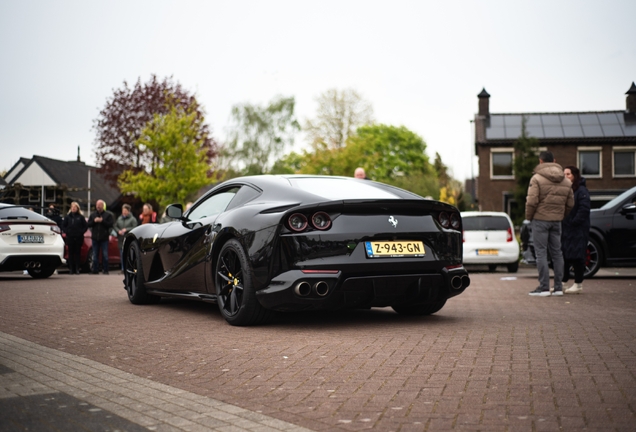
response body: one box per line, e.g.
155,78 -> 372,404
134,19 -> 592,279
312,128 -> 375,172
166,204 -> 186,220
620,203 -> 636,215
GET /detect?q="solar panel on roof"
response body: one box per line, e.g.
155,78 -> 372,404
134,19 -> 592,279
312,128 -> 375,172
525,115 -> 543,126
579,114 -> 600,126
582,125 -> 604,137
525,125 -> 545,138
563,125 -> 584,138
486,127 -> 506,139
560,114 -> 580,126
543,126 -> 564,138
601,124 -> 624,137
489,117 -> 505,127
504,115 -> 523,127
541,115 -> 561,126
597,113 -> 620,124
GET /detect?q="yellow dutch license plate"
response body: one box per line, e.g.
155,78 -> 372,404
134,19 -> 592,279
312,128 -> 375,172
477,249 -> 498,256
365,241 -> 425,258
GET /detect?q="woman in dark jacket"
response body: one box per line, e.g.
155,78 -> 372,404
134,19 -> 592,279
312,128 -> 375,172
561,166 -> 591,294
63,201 -> 88,274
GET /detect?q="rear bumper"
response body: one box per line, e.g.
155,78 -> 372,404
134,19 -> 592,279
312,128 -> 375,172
256,267 -> 470,312
0,254 -> 64,272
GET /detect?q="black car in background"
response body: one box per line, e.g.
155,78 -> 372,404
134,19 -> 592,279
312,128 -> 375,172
521,185 -> 636,277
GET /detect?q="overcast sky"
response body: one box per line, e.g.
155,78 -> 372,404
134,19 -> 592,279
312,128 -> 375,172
1,0 -> 634,181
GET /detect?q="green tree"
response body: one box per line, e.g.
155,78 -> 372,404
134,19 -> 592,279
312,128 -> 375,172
512,116 -> 540,224
222,96 -> 300,176
304,88 -> 374,149
118,105 -> 212,211
94,75 -> 216,187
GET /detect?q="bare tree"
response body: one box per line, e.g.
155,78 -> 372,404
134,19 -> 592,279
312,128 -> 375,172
304,88 -> 374,149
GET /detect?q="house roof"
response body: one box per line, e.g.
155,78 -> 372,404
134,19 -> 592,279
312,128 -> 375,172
3,155 -> 121,206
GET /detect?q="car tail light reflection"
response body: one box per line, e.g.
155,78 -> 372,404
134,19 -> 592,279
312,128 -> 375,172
50,225 -> 61,234
438,212 -> 450,228
288,213 -> 308,232
507,227 -> 513,242
311,212 -> 331,230
0,224 -> 10,233
288,212 -> 332,232
450,213 -> 461,230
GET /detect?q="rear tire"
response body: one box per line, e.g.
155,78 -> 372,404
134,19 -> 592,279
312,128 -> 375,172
215,239 -> 274,326
28,266 -> 56,279
392,299 -> 447,316
583,238 -> 602,278
507,261 -> 519,273
124,241 -> 159,305
488,264 -> 497,272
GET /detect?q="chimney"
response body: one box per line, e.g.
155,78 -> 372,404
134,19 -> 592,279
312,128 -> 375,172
77,145 -> 81,162
478,88 -> 490,117
626,82 -> 636,114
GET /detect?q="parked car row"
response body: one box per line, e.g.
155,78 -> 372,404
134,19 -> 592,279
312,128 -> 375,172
63,230 -> 120,273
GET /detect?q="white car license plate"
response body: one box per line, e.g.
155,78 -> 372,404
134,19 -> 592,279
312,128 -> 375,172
365,241 -> 425,258
18,234 -> 44,243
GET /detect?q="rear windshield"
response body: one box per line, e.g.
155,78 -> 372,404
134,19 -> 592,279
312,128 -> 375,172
288,178 -> 400,200
0,206 -> 52,222
462,216 -> 511,231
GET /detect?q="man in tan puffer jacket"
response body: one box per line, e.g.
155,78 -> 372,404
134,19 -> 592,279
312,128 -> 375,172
526,151 -> 574,297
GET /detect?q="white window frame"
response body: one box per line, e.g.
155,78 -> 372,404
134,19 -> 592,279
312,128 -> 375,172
577,146 -> 602,179
490,148 -> 514,180
612,146 -> 636,178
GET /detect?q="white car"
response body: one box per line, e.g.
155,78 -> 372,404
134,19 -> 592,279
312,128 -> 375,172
0,203 -> 65,278
461,211 -> 520,272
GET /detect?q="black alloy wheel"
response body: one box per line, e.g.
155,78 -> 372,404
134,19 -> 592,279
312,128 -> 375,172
392,299 -> 447,316
124,241 -> 159,305
215,239 -> 273,326
583,238 -> 601,278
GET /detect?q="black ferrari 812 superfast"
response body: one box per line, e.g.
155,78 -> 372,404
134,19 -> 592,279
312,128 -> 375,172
122,175 -> 470,326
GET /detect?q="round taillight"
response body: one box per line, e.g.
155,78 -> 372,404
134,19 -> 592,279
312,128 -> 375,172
438,212 -> 450,229
450,213 -> 461,230
288,213 -> 308,232
311,212 -> 331,230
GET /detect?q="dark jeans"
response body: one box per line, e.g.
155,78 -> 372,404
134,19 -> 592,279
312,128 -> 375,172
66,236 -> 84,273
564,258 -> 585,284
92,239 -> 109,273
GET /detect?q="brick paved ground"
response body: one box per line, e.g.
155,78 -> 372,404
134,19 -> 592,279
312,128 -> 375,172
0,266 -> 635,431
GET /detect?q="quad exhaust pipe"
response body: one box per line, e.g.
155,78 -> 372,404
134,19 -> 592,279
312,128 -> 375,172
294,280 -> 330,297
24,261 -> 42,269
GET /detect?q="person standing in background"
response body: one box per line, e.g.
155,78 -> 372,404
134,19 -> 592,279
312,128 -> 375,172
62,201 -> 87,274
87,199 -> 114,274
354,167 -> 368,179
114,204 -> 137,272
561,166 -> 591,294
525,151 -> 574,297
139,203 -> 157,224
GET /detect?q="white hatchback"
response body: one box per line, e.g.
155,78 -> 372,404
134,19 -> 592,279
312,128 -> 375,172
0,203 -> 65,278
461,211 -> 520,272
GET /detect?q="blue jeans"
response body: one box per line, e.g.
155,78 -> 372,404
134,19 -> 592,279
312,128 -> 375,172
92,239 -> 109,273
532,220 -> 564,291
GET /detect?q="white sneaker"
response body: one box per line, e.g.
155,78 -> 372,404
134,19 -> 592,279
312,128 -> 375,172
565,283 -> 582,294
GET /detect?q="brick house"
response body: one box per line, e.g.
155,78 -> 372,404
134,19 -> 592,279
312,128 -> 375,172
473,83 -> 636,214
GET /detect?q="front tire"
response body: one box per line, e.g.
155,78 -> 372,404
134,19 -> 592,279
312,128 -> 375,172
392,299 -> 447,316
215,239 -> 273,326
124,241 -> 159,305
